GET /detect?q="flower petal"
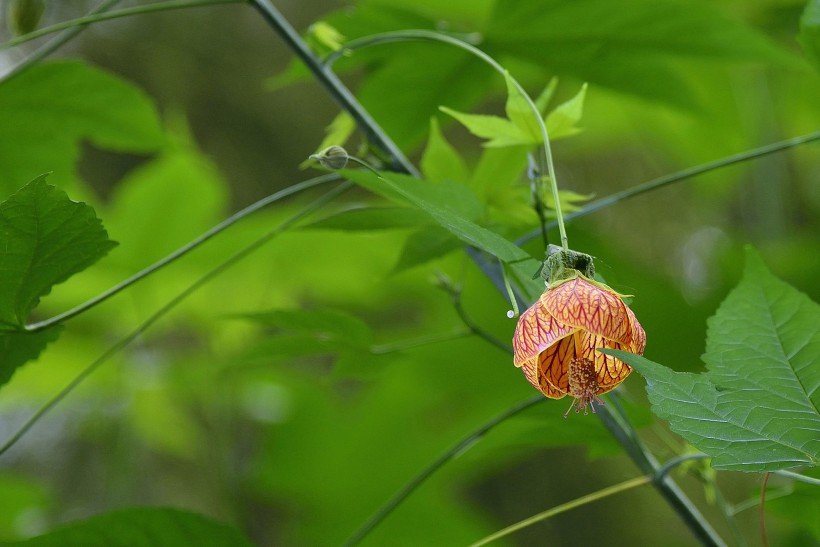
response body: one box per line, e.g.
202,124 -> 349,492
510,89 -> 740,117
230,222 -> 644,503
541,277 -> 632,345
535,333 -> 576,398
513,301 -> 574,368
576,332 -> 633,393
626,305 -> 646,354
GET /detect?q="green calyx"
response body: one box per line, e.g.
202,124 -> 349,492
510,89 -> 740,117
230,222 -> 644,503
541,244 -> 595,286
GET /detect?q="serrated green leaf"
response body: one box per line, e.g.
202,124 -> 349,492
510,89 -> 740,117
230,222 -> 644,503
439,106 -> 530,148
392,225 -> 463,273
504,71 -> 541,143
0,61 -> 164,194
421,117 -> 469,183
0,507 -> 254,547
302,206 -> 432,231
0,325 -> 62,388
545,83 -> 587,139
799,0 -> 820,72
603,249 -> 820,471
300,112 -> 356,169
0,175 -> 117,328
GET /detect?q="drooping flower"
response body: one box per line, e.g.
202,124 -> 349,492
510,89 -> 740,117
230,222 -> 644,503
513,250 -> 645,416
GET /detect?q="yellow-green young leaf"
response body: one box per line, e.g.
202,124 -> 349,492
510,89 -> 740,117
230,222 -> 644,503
799,0 -> 820,72
545,83 -> 587,140
504,71 -> 542,143
439,106 -> 529,147
2,507 -> 254,547
534,77 -> 559,115
309,21 -> 346,51
421,117 -> 469,183
300,112 -> 356,169
605,248 -> 820,472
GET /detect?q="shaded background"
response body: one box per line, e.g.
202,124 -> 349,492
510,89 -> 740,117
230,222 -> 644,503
1,0 -> 819,545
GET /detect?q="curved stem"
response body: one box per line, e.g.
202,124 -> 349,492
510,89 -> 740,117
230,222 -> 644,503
324,29 -> 569,251
470,475 -> 653,547
342,394 -> 546,547
2,0 -> 122,83
249,0 -> 419,177
516,130 -> 820,246
0,181 -> 352,458
0,0 -> 244,51
26,174 -> 341,332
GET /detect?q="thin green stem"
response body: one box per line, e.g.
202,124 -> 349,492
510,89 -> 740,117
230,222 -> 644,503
2,0 -> 122,83
469,475 -> 653,547
517,130 -> 820,246
249,0 -> 419,177
324,29 -> 570,251
772,470 -> 820,486
0,0 -> 244,51
711,475 -> 749,547
342,394 -> 546,547
0,180 -> 352,458
26,174 -> 341,332
369,329 -> 472,354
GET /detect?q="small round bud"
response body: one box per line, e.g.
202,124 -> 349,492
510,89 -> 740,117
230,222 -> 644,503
506,310 -> 515,319
309,145 -> 349,170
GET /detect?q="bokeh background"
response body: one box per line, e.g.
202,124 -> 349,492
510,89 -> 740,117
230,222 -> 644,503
1,0 -> 819,545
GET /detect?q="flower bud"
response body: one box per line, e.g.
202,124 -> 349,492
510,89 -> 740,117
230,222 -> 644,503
309,145 -> 349,170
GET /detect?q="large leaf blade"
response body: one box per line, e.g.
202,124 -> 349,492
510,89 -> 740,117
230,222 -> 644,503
604,250 -> 820,471
0,175 -> 117,328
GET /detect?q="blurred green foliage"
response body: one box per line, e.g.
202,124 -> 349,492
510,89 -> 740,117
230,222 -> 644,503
0,0 -> 818,546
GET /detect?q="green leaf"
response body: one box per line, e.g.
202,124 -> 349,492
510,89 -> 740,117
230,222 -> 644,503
604,249 -> 820,471
0,507 -> 254,547
799,0 -> 820,72
545,83 -> 587,139
0,326 -> 62,388
0,175 -> 117,328
421,117 -> 469,183
484,0 -> 796,109
339,169 -> 532,264
0,61 -> 164,194
439,106 -> 529,147
392,225 -> 463,273
503,71 -> 541,143
302,206 -> 432,231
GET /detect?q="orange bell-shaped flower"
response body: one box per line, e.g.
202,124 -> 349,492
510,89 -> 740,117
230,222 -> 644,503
513,268 -> 645,416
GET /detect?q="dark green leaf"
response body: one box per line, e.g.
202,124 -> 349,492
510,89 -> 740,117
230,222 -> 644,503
484,0 -> 795,108
0,175 -> 117,328
0,507 -> 254,547
392,225 -> 464,273
0,325 -> 62,388
0,61 -> 164,194
604,249 -> 820,471
799,0 -> 820,72
302,206 -> 433,231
